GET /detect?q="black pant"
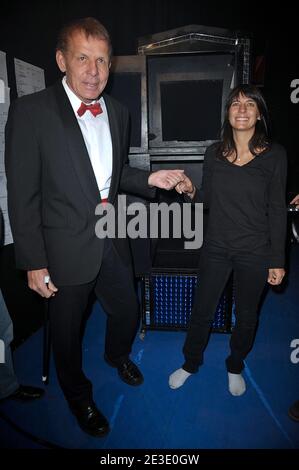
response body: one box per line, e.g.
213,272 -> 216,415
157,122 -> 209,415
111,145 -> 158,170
49,238 -> 139,407
182,242 -> 269,374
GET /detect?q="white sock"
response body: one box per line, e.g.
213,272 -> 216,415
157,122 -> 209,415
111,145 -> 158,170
169,368 -> 192,389
228,372 -> 246,396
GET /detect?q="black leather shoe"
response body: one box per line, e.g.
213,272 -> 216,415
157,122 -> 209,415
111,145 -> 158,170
117,359 -> 144,386
8,385 -> 45,402
71,402 -> 110,437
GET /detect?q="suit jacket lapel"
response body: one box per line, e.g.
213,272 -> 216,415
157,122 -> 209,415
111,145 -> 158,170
53,81 -> 100,206
103,93 -> 121,203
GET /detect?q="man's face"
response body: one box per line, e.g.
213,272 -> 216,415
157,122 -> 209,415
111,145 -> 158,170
56,30 -> 111,103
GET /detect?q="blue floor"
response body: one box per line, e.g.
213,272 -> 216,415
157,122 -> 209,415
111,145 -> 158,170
1,246 -> 299,450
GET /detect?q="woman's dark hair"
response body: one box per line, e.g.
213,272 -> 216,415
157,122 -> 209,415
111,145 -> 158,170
56,17 -> 112,59
217,84 -> 271,161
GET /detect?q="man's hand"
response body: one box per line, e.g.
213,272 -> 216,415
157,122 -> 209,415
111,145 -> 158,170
175,175 -> 196,199
267,268 -> 285,286
27,268 -> 58,298
290,194 -> 299,208
148,169 -> 185,190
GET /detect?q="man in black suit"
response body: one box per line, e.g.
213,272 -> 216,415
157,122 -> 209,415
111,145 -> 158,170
5,17 -> 185,437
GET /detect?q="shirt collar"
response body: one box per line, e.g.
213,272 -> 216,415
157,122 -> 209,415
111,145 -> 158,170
62,76 -> 102,116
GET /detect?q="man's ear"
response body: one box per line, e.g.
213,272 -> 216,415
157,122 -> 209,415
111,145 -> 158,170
56,50 -> 66,73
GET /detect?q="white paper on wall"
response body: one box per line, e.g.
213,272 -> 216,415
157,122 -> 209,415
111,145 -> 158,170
14,57 -> 45,97
0,85 -> 13,245
0,50 -> 8,87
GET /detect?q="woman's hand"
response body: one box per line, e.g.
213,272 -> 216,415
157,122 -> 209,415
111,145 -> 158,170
267,268 -> 285,286
175,175 -> 196,200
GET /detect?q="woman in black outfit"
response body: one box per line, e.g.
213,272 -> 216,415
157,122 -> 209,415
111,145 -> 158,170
170,84 -> 287,395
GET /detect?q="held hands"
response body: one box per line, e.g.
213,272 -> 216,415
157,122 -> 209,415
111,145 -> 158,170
175,174 -> 196,199
27,268 -> 58,298
290,194 -> 299,208
267,268 -> 285,286
148,169 -> 185,190
148,170 -> 196,199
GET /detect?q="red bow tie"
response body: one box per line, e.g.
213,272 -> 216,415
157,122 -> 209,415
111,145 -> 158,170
77,101 -> 103,117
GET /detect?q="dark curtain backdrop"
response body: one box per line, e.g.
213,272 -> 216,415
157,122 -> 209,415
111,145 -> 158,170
0,0 -> 298,343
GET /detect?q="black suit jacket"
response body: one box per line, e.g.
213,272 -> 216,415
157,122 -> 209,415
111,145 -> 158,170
5,81 -> 154,285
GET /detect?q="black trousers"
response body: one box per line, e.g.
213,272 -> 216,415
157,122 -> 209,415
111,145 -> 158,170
49,238 -> 139,407
182,242 -> 269,374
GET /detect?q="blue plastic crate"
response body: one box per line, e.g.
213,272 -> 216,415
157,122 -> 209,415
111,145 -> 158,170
141,272 -> 232,333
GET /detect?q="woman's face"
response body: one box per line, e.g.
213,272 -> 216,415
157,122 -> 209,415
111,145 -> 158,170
228,92 -> 261,131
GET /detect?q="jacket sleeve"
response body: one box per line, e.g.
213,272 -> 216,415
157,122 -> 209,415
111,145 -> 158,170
119,106 -> 156,199
268,146 -> 287,268
5,99 -> 48,270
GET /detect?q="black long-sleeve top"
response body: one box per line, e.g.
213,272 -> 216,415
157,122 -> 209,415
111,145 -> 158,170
193,142 -> 287,267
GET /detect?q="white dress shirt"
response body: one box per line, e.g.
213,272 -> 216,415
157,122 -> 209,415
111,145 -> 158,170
62,77 -> 112,200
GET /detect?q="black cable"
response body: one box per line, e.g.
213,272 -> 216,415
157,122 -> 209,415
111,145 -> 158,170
0,410 -> 66,449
